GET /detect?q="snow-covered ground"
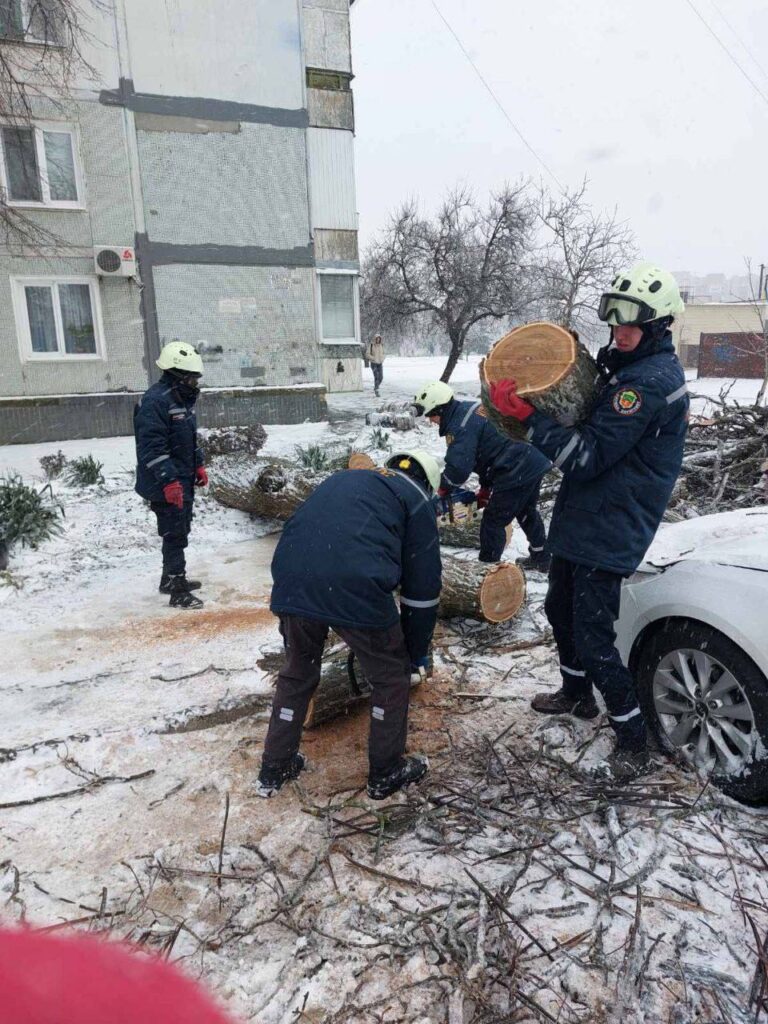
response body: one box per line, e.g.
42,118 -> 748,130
1,356 -> 767,1023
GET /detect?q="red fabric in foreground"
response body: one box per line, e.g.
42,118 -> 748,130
0,928 -> 236,1024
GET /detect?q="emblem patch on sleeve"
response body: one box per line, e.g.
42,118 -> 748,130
612,388 -> 643,416
446,434 -> 454,445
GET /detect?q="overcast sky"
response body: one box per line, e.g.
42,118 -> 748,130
350,0 -> 768,277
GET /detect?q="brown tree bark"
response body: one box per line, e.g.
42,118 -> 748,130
440,555 -> 526,623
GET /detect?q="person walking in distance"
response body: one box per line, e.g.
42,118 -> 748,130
413,381 -> 552,570
257,450 -> 442,801
367,334 -> 385,397
489,262 -> 689,781
134,341 -> 208,609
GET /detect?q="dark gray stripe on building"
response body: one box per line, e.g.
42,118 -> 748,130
143,239 -> 315,268
100,77 -> 309,128
135,231 -> 162,382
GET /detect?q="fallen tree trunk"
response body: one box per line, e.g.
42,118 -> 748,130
480,321 -> 600,438
440,555 -> 526,623
210,458 -> 322,521
365,411 -> 416,431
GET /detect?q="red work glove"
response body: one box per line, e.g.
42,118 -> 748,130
195,466 -> 208,487
437,485 -> 450,498
163,480 -> 184,509
489,379 -> 535,421
476,486 -> 491,509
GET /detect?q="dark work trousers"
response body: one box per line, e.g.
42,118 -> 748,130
150,500 -> 193,576
371,362 -> 383,391
263,615 -> 412,772
544,556 -> 646,750
479,478 -> 547,563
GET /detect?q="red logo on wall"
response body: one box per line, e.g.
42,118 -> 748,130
122,248 -> 134,260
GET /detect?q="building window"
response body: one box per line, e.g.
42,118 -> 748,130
306,68 -> 352,92
12,277 -> 104,360
0,0 -> 63,44
319,272 -> 357,345
0,124 -> 83,207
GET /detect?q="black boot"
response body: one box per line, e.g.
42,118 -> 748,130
531,688 -> 599,720
256,752 -> 307,798
367,755 -> 428,800
592,746 -> 653,783
159,573 -> 201,594
517,550 -> 551,573
167,575 -> 203,609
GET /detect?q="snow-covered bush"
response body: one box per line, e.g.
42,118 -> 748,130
39,450 -> 67,480
0,475 -> 63,550
65,455 -> 104,487
202,424 -> 267,461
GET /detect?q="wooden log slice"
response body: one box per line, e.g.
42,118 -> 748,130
480,321 -> 600,433
348,452 -> 377,470
440,555 -> 525,622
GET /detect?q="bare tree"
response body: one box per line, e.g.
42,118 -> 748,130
536,179 -> 638,345
725,259 -> 768,406
362,184 -> 537,382
0,0 -> 105,252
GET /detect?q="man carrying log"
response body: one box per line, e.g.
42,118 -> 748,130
257,449 -> 442,801
413,381 -> 552,569
489,262 -> 689,781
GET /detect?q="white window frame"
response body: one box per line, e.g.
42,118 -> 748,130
316,268 -> 360,347
11,275 -> 106,362
0,121 -> 85,209
1,0 -> 65,46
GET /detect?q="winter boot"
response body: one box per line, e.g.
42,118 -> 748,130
167,575 -> 203,609
531,688 -> 599,720
591,746 -> 653,784
159,573 -> 201,594
256,752 -> 307,798
516,550 -> 551,573
367,755 -> 429,800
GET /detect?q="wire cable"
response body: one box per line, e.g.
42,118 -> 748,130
681,0 -> 768,110
428,0 -> 565,190
706,0 -> 768,83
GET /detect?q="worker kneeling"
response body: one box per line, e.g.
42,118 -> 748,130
257,450 -> 442,801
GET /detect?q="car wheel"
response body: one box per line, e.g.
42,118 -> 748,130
635,619 -> 768,805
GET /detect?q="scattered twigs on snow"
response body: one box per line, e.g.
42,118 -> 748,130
0,769 -> 155,809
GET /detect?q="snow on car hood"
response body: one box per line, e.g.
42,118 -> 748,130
641,506 -> 768,572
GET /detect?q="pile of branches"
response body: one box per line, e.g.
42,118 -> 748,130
668,399 -> 768,519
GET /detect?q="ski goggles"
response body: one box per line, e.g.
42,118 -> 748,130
597,294 -> 657,326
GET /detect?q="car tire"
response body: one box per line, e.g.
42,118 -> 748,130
635,619 -> 768,805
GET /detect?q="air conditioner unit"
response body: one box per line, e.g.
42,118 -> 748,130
94,245 -> 136,277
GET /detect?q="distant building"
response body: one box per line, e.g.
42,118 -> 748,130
0,0 -> 362,444
672,302 -> 767,374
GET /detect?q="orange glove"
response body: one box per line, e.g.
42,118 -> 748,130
163,481 -> 184,509
489,380 -> 535,421
195,466 -> 208,487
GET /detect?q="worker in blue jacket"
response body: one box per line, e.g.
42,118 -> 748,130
412,382 -> 552,569
258,449 -> 442,802
490,262 -> 689,782
134,341 -> 207,610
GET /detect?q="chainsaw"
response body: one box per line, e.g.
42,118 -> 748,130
433,487 -> 480,526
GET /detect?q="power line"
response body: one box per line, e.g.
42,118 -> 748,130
428,0 -> 565,190
706,0 -> 768,83
681,0 -> 768,110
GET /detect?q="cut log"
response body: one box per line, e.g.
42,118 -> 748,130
440,555 -> 526,623
366,411 -> 417,431
480,321 -> 600,437
437,503 -> 513,552
348,452 -> 377,470
210,458 -> 322,521
305,645 -> 372,728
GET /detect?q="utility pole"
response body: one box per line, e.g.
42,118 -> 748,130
759,263 -> 766,301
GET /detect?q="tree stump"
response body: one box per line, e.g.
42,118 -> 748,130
480,321 -> 600,436
210,458 -> 322,521
440,555 -> 526,622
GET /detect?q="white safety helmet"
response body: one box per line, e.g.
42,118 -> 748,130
413,381 -> 454,417
156,341 -> 204,375
386,449 -> 441,494
598,262 -> 685,327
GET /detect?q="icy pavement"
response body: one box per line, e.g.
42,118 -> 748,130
1,357 -> 767,1023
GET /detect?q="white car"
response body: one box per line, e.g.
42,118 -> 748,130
615,507 -> 768,804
